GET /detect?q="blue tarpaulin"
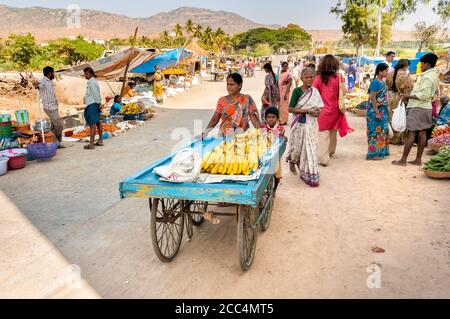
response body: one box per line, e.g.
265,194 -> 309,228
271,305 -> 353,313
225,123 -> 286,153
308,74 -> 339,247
343,55 -> 420,74
130,48 -> 193,73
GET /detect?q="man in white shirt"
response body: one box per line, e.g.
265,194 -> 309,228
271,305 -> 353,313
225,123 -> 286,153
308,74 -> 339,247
83,67 -> 103,150
384,51 -> 396,73
33,66 -> 65,148
292,62 -> 302,87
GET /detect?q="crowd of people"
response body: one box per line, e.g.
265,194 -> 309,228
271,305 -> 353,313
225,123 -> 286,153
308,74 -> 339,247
201,52 -> 449,192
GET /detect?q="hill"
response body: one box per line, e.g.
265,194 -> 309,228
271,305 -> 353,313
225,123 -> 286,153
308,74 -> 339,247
0,5 -> 272,40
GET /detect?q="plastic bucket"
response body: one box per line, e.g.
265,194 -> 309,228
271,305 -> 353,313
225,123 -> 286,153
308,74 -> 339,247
38,132 -> 56,143
0,122 -> 12,138
0,157 -> 8,175
0,148 -> 27,170
0,114 -> 11,123
15,110 -> 29,124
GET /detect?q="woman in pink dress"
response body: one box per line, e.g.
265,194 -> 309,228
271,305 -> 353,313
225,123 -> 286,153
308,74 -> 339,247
313,55 -> 348,166
278,61 -> 293,125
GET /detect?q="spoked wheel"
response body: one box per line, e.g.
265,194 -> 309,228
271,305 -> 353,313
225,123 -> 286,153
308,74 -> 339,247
259,177 -> 275,232
150,198 -> 185,262
191,201 -> 208,226
237,205 -> 258,271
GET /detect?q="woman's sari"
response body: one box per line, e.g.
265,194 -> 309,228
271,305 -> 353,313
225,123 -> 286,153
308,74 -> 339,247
286,86 -> 324,187
215,94 -> 258,137
347,64 -> 357,93
262,73 -> 279,123
386,70 -> 413,145
366,79 -> 390,159
278,71 -> 293,124
154,70 -> 164,104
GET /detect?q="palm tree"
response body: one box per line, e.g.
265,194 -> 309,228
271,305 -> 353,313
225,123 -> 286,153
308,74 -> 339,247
214,28 -> 226,52
174,24 -> 184,39
231,34 -> 241,53
203,26 -> 214,47
160,30 -> 170,46
185,19 -> 194,38
193,24 -> 203,39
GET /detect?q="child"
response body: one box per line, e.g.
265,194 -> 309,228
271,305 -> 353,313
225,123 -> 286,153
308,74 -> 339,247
262,106 -> 286,196
110,95 -> 122,116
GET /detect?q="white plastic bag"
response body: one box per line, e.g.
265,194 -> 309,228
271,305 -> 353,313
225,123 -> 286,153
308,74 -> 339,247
153,148 -> 201,183
392,100 -> 407,132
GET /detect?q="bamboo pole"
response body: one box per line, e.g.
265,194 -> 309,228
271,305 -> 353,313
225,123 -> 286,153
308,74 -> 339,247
120,27 -> 139,98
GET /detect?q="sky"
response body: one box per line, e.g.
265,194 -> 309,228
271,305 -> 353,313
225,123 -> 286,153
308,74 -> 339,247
0,0 -> 443,30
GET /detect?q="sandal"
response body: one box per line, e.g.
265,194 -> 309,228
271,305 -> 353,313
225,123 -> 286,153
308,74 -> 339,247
94,142 -> 104,146
84,145 -> 95,150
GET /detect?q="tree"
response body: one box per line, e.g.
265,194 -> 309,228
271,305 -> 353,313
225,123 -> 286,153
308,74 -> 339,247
434,0 -> 450,22
331,0 -> 430,54
185,19 -> 195,37
193,24 -> 203,39
412,21 -> 441,51
174,24 -> 184,39
160,30 -> 171,46
49,38 -> 104,66
6,33 -> 40,69
203,26 -> 214,46
253,43 -> 273,57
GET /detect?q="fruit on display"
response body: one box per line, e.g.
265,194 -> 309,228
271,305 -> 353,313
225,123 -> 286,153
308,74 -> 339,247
424,146 -> 450,172
201,129 -> 274,175
121,103 -> 142,115
432,126 -> 450,138
72,124 -> 119,139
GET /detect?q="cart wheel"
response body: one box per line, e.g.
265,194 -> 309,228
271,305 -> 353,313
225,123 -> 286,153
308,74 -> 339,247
237,205 -> 258,271
150,198 -> 185,262
191,201 -> 207,226
259,177 -> 275,232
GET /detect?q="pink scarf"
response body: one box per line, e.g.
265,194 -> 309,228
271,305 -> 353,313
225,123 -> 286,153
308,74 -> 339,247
339,114 -> 354,137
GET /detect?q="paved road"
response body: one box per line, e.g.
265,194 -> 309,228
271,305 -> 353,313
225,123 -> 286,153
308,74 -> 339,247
1,71 -> 449,298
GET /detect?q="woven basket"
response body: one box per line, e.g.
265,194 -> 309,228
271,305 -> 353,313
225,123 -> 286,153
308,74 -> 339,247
428,143 -> 447,152
423,169 -> 450,179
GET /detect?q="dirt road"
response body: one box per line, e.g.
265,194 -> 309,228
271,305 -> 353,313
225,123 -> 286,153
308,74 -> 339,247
1,71 -> 449,298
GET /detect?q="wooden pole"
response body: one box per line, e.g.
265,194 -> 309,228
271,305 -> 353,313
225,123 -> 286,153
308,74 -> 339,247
120,27 -> 139,98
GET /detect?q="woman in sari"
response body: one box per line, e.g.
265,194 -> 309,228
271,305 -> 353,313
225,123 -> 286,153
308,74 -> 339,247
347,60 -> 357,93
153,65 -> 164,104
278,61 -> 293,125
386,59 -> 414,145
261,63 -> 279,123
201,73 -> 261,138
287,68 -> 324,187
366,63 -> 390,160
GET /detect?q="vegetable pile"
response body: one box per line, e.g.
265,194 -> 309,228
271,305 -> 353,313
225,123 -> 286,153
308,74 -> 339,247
432,126 -> 450,138
428,134 -> 450,146
424,146 -> 450,172
72,124 -> 119,139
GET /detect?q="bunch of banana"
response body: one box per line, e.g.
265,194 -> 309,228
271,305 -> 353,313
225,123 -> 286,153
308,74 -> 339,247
121,102 -> 141,115
201,129 -> 275,175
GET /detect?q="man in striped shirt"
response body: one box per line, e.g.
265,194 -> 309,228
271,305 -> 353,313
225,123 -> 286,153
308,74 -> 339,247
33,66 -> 65,148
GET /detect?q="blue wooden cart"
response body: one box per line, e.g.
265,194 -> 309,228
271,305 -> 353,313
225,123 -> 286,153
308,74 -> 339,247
119,137 -> 286,271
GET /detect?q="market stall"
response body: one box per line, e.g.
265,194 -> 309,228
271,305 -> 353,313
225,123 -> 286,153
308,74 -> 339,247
119,129 -> 286,271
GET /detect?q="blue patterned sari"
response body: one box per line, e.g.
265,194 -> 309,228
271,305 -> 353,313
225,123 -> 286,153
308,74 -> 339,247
366,79 -> 390,159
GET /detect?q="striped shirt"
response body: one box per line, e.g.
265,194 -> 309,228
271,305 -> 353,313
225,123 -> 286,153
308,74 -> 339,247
85,77 -> 102,106
38,77 -> 58,110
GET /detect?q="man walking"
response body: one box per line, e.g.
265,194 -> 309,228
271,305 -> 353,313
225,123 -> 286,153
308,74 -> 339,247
384,51 -> 396,73
33,66 -> 65,148
83,67 -> 103,150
